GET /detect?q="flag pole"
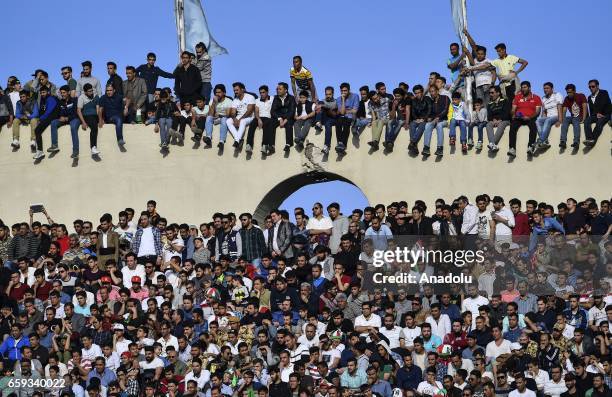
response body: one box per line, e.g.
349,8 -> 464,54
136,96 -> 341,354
461,0 -> 473,111
175,0 -> 186,55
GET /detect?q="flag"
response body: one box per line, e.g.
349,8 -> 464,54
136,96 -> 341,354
177,0 -> 228,57
449,0 -> 468,48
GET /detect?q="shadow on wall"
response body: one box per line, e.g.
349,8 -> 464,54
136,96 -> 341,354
253,171 -> 368,223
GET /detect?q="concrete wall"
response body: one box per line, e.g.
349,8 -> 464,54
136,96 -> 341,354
1,122 -> 610,226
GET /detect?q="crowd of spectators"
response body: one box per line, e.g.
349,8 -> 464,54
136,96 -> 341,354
1,31 -> 610,162
0,194 -> 611,397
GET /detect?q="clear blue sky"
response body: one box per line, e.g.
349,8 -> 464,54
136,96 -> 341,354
2,1 -> 610,214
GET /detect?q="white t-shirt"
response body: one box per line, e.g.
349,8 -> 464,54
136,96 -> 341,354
212,97 -> 233,117
115,225 -> 136,243
163,238 -> 184,264
485,339 -> 512,360
473,58 -> 493,87
255,96 -> 273,118
462,295 -> 489,327
231,93 -> 255,118
320,347 -> 341,367
509,389 -> 536,397
115,338 -> 132,355
307,216 -> 334,231
139,357 -> 165,370
379,326 -> 404,349
494,207 -> 515,236
354,313 -> 382,338
401,326 -> 421,348
138,227 -> 157,257
81,344 -> 103,362
477,211 -> 493,239
417,381 -> 444,396
541,92 -> 563,119
121,264 -> 145,289
543,379 -> 567,397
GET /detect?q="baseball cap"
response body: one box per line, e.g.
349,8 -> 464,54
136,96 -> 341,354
510,342 -> 522,351
113,323 -> 125,331
228,316 -> 240,323
100,276 -> 112,283
131,276 -> 141,284
121,351 -> 132,359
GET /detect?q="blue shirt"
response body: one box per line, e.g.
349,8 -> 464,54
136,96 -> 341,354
87,368 -> 117,387
0,336 -> 30,361
396,365 -> 422,390
563,307 -> 588,330
371,380 -> 393,397
336,93 -> 360,119
340,369 -> 367,389
441,303 -> 461,322
448,55 -> 464,83
423,335 -> 442,352
98,94 -> 124,119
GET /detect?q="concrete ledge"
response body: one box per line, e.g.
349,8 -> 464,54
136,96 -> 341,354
0,123 -> 610,225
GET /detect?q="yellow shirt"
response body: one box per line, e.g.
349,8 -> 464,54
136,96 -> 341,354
491,55 -> 519,77
290,66 -> 313,91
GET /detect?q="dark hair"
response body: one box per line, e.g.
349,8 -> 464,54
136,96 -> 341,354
107,61 -> 117,68
147,52 -> 156,59
259,85 -> 269,92
232,82 -> 245,90
126,66 -> 136,73
565,83 -> 576,91
543,82 -> 553,89
214,84 -> 226,93
81,60 -> 92,68
413,84 -> 424,93
277,82 -> 289,90
494,43 -> 507,50
61,66 -> 72,72
195,42 -> 207,51
340,82 -> 350,90
521,81 -> 531,88
452,91 -> 462,99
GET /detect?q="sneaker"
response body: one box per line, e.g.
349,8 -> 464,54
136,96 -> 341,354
217,141 -> 224,149
232,141 -> 239,148
467,138 -> 474,148
491,144 -> 500,152
422,146 -> 431,156
117,139 -> 125,146
367,140 -> 378,148
540,140 -> 551,149
507,148 -> 517,157
527,145 -> 536,156
385,142 -> 394,151
559,141 -> 567,149
203,136 -> 212,147
91,146 -> 100,155
284,144 -> 291,152
47,145 -> 59,153
334,143 -> 346,153
475,141 -> 483,150
260,144 -> 267,154
30,140 -> 36,153
435,146 -> 443,156
295,140 -> 304,150
314,122 -> 323,132
449,136 -> 456,146
570,142 -> 579,149
236,139 -> 244,150
33,151 -> 45,160
11,139 -> 19,148
461,143 -> 468,153
321,145 -> 329,154
487,142 -> 495,151
267,145 -> 275,155
245,144 -> 252,153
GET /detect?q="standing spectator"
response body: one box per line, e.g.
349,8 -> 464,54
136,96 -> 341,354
293,90 -> 316,150
486,85 -> 511,152
226,82 -> 255,149
408,85 -> 432,155
491,43 -> 528,102
49,85 -> 80,157
76,83 -> 101,157
106,62 -> 123,96
559,84 -> 588,149
131,213 -> 162,267
97,85 -> 126,147
76,61 -> 102,97
195,42 -> 213,102
491,196 -> 515,242
508,81 -> 542,157
173,51 -> 202,105
32,86 -> 59,160
11,90 -> 38,151
422,85 -> 450,157
290,55 -> 317,101
122,66 -> 148,123
60,66 -> 78,97
583,79 -> 611,147
327,203 -> 349,255
464,43 -> 495,105
271,82 -> 296,153
136,52 -> 174,103
535,82 -> 563,150
246,85 -> 274,155
204,84 -> 233,149
335,82 -> 359,155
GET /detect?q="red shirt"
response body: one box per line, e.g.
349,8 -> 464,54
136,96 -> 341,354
513,92 -> 542,119
36,281 -> 53,301
512,212 -> 531,236
56,236 -> 70,255
562,93 -> 587,119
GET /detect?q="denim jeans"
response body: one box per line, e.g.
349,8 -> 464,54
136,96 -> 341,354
200,82 -> 213,102
105,115 -> 124,142
294,119 -> 313,142
158,118 -> 172,144
536,116 -> 559,142
560,116 -> 581,144
475,84 -> 491,106
584,114 -> 611,142
352,118 -> 370,136
50,118 -> 81,153
205,115 -> 228,142
386,119 -> 404,143
424,120 -> 447,147
409,121 -> 427,143
319,113 -> 336,146
468,121 -> 487,142
449,119 -> 468,143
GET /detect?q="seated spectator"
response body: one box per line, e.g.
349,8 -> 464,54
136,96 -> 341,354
449,91 -> 471,152
334,82 -> 359,155
97,84 -> 126,147
49,85 -> 80,157
408,84 -> 432,155
155,91 -> 175,150
535,82 -> 563,150
468,98 -> 487,150
293,90 -> 316,150
76,83 -> 101,157
422,85 -> 450,157
559,83 -> 588,149
367,91 -> 392,151
507,81 -> 541,157
246,85 -> 274,155
32,85 -> 59,160
204,84 -> 232,149
225,82 -> 255,150
11,90 -> 37,151
314,86 -> 338,155
583,79 -> 611,147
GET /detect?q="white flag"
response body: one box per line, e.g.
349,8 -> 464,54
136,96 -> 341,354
176,0 -> 228,57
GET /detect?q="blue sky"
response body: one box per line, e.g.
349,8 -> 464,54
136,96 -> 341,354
2,1 -> 610,215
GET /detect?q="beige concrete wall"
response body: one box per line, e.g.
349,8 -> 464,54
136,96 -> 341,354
0,122 -> 610,226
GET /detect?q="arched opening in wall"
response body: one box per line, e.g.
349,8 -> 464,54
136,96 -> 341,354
253,171 -> 369,223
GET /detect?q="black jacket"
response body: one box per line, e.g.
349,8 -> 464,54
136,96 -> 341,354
173,64 -> 202,97
408,217 -> 434,236
429,95 -> 450,120
107,74 -> 124,96
487,97 -> 511,121
587,89 -> 612,116
411,96 -> 433,120
271,94 -> 296,120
